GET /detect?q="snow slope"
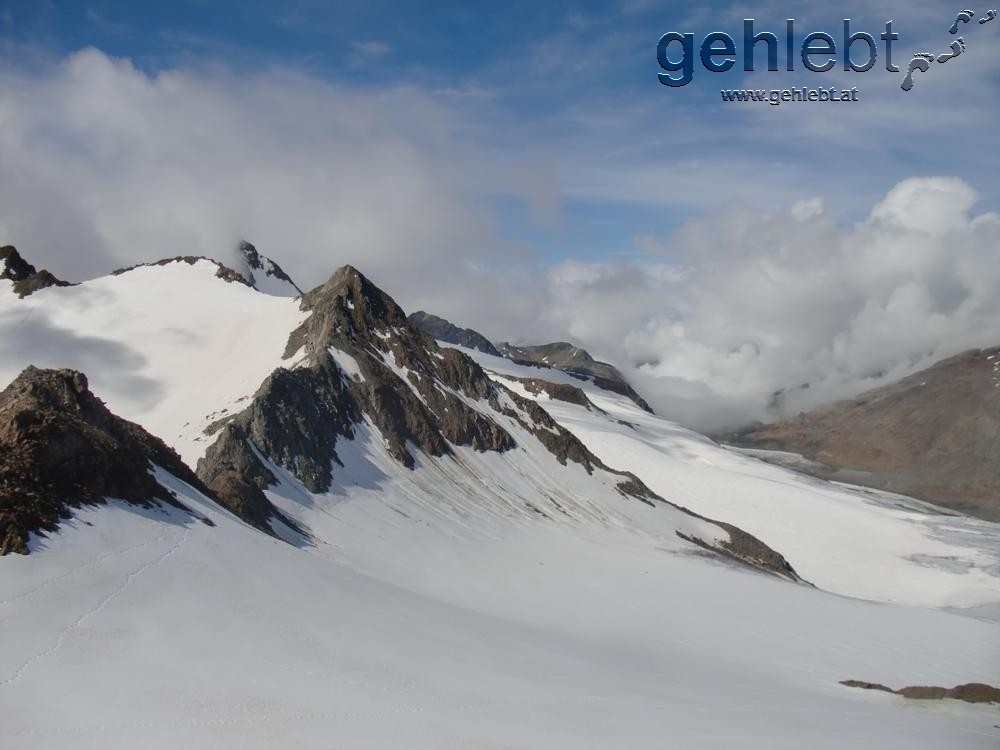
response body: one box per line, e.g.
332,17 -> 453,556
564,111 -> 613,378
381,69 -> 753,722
0,264 -> 998,748
1,462 -> 997,749
0,259 -> 306,465
452,344 -> 1000,610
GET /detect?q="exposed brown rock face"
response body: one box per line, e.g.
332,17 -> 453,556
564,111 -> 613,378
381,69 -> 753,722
197,265 -> 520,528
514,378 -> 603,411
284,265 -> 519,465
841,680 -> 1000,704
0,246 -> 71,298
0,367 -> 210,555
196,265 -> 800,580
724,347 -> 1000,522
496,388 -> 602,473
687,521 -> 801,581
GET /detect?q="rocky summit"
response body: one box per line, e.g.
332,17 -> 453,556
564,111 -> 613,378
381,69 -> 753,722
0,366 -> 210,554
197,265 -> 775,564
234,240 -> 303,297
0,245 -> 70,298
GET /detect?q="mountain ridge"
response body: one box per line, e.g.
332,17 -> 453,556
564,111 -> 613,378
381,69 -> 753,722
193,263 -> 799,578
408,310 -> 654,413
723,346 -> 1000,521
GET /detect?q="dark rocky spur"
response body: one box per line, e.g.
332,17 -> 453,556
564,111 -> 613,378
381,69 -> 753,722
0,367 -> 213,555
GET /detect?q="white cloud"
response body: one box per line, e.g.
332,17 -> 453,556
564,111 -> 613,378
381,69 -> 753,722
0,48 -> 553,291
350,40 -> 392,57
544,177 -> 1000,431
2,50 -> 998,435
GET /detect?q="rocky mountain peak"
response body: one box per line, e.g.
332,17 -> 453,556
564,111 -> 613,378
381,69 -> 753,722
0,245 -> 35,281
235,240 -> 303,297
317,264 -> 406,323
198,265 -> 670,532
0,366 -> 212,554
198,265 -> 520,531
497,341 -> 623,382
190,264 -> 800,579
0,245 -> 71,298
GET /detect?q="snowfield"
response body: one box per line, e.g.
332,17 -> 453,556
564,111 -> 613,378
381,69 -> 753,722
455,344 -> 1000,611
0,264 -> 998,748
0,260 -> 306,465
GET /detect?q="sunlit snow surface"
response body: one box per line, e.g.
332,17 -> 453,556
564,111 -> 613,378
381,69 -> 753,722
455,344 -> 1000,611
0,269 -> 998,748
0,260 -> 307,465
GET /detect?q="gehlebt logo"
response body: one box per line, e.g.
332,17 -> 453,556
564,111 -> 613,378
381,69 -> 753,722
657,8 -> 997,103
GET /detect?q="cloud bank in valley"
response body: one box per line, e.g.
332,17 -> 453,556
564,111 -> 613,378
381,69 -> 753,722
1,50 -> 998,431
548,177 -> 1000,429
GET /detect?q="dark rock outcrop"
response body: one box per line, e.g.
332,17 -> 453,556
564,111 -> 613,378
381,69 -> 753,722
496,388 -> 603,474
514,377 -> 603,411
408,312 -> 654,413
236,241 -> 303,296
0,367 -> 211,555
841,680 -> 1000,704
408,311 -> 501,356
1,245 -> 72,298
679,521 -> 801,582
498,341 -> 653,413
498,341 -> 624,384
111,255 -> 253,287
724,347 -> 1000,522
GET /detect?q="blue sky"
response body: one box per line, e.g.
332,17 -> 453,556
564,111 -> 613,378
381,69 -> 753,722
1,2 -> 999,427
5,0 -> 998,262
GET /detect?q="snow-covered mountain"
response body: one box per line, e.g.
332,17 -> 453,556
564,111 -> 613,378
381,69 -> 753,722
0,246 -> 998,749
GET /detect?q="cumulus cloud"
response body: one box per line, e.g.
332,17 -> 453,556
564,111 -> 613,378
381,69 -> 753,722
0,48 -> 551,291
542,177 -> 1000,431
2,50 -> 998,434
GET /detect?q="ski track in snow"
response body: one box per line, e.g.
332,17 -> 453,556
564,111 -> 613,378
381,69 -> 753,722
0,524 -> 190,690
0,524 -> 175,612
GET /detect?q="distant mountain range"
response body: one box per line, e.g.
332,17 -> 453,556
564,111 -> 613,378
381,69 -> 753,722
408,311 -> 653,413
